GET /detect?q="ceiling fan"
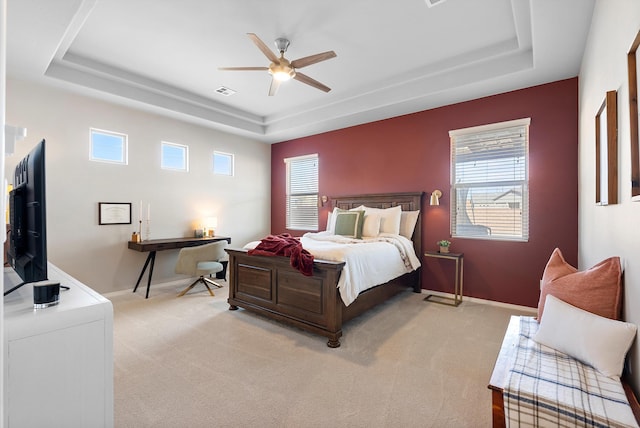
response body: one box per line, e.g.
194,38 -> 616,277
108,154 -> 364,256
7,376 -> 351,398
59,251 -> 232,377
219,33 -> 337,96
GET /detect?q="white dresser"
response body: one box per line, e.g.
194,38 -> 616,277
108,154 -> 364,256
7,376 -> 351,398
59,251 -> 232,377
3,263 -> 114,428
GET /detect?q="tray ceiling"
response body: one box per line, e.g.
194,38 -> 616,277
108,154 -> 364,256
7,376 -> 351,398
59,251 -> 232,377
6,0 -> 595,143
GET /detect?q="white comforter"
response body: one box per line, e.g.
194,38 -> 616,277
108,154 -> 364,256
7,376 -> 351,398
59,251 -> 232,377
245,232 -> 421,306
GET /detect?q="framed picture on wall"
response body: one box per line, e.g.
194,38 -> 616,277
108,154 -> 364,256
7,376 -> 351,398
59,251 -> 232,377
99,202 -> 132,225
595,90 -> 618,205
628,30 -> 640,201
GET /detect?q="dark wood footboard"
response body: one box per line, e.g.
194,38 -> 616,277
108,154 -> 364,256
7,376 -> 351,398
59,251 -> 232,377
226,248 -> 418,347
226,248 -> 346,347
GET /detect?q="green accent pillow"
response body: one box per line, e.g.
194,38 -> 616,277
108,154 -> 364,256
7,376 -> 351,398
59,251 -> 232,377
334,209 -> 365,239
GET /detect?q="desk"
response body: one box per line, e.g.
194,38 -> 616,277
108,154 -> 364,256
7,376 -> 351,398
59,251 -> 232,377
128,236 -> 231,298
423,251 -> 464,306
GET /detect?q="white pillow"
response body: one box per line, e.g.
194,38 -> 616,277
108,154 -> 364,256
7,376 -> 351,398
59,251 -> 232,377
357,205 -> 402,235
399,210 -> 419,239
361,213 -> 381,237
326,209 -> 335,232
327,207 -> 343,233
533,294 -> 637,378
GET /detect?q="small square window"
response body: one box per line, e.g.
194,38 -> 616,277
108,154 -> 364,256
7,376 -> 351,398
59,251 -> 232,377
213,151 -> 234,176
161,141 -> 189,171
90,128 -> 127,164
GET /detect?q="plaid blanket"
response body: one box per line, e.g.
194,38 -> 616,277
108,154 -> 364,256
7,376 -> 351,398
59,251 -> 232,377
504,316 -> 638,428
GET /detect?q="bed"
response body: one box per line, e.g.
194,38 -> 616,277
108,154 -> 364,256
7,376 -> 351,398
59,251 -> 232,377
225,192 -> 424,347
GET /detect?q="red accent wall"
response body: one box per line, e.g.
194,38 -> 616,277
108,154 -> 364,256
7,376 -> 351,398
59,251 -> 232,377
271,78 -> 578,307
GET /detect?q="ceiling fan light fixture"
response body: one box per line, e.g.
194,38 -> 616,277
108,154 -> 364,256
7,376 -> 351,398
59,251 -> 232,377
273,70 -> 294,81
269,64 -> 296,81
222,33 -> 335,95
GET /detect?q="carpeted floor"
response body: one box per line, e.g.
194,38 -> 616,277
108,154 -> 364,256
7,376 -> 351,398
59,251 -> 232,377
109,280 -> 533,428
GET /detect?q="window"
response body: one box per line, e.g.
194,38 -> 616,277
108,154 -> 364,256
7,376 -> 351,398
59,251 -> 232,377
285,154 -> 319,230
213,151 -> 234,176
90,128 -> 127,164
450,118 -> 530,241
161,142 -> 188,171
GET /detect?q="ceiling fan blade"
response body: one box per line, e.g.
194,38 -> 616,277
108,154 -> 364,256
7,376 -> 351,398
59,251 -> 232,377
268,78 -> 281,96
247,33 -> 279,63
294,72 -> 331,93
218,66 -> 268,71
291,51 -> 337,69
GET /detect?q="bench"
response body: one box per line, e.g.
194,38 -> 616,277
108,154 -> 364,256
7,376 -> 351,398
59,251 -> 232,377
488,315 -> 640,427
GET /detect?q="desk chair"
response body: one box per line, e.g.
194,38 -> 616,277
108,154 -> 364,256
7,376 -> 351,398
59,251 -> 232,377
175,240 -> 227,297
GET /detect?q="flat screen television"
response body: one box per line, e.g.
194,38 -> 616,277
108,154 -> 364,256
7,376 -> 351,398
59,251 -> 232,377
5,139 -> 48,296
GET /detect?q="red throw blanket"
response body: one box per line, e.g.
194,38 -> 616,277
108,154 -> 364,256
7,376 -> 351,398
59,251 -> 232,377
248,233 -> 314,276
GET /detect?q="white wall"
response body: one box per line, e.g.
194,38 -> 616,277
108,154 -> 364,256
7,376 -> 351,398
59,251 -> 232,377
1,0 -> 6,424
5,78 -> 271,295
579,0 -> 640,390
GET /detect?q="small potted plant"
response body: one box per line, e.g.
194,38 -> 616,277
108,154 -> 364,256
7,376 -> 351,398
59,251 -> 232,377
437,239 -> 451,253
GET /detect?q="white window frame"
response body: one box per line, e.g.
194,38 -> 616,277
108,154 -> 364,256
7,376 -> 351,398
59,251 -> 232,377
90,128 -> 128,164
213,151 -> 234,176
449,118 -> 530,242
161,141 -> 189,171
285,154 -> 319,231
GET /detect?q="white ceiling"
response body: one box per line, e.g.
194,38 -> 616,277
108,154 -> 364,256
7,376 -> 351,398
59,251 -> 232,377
6,0 -> 595,144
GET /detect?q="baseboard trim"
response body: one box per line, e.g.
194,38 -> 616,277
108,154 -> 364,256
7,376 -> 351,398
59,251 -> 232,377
106,284 -> 534,313
421,289 -> 537,314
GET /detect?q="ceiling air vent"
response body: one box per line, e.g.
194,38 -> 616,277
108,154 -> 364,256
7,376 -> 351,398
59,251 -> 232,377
425,0 -> 447,7
215,86 -> 236,96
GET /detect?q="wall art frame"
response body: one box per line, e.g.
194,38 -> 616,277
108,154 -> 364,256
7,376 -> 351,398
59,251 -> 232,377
99,202 -> 132,225
628,30 -> 640,200
595,90 -> 618,205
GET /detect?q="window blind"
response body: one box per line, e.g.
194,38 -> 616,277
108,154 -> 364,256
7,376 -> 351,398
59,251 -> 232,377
450,118 -> 530,241
285,154 -> 319,230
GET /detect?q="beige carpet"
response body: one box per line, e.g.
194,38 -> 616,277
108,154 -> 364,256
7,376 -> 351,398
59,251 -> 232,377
109,281 -> 533,428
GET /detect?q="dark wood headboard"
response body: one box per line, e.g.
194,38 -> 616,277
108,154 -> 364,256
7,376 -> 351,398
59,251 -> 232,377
330,192 -> 424,259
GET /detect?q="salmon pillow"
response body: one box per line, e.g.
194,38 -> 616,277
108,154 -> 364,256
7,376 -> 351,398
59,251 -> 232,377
537,248 -> 622,322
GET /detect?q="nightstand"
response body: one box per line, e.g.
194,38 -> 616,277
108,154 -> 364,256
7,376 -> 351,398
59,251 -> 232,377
423,251 -> 464,306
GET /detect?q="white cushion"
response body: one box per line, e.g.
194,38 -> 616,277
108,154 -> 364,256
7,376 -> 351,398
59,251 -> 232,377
361,213 -> 381,237
399,210 -> 419,239
326,209 -> 335,232
356,205 -> 402,235
327,208 -> 341,233
196,261 -> 223,276
533,294 -> 637,378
